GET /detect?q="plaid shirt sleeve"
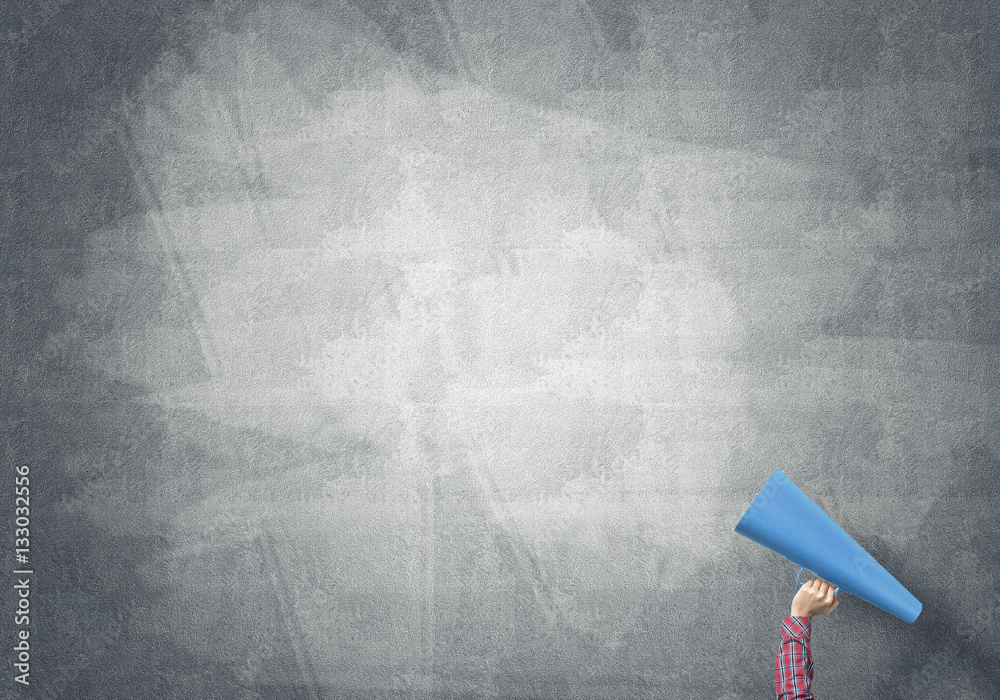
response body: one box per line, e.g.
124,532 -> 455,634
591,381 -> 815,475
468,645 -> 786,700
775,616 -> 814,700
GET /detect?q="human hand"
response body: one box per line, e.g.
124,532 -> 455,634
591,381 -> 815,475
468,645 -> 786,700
790,579 -> 839,618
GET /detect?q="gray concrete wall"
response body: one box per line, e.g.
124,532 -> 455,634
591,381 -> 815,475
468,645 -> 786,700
3,1 -> 999,698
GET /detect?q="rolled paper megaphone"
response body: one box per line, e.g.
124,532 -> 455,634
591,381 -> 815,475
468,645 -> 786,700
734,469 -> 922,624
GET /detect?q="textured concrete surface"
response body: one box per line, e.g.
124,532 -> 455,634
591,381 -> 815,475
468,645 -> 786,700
3,1 -> 1000,698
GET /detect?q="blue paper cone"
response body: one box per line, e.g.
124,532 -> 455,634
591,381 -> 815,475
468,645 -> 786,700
735,469 -> 922,624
